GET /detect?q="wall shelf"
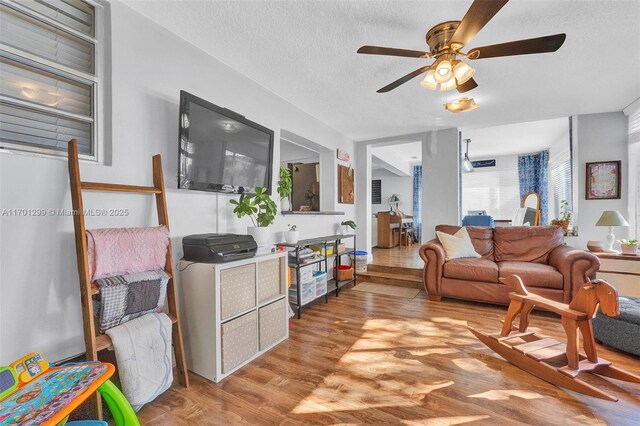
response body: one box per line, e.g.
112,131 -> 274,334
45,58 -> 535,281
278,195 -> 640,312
281,211 -> 345,216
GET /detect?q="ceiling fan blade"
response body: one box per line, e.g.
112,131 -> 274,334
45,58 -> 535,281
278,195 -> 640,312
377,65 -> 432,93
357,45 -> 430,58
466,33 -> 567,59
457,77 -> 478,93
450,0 -> 509,49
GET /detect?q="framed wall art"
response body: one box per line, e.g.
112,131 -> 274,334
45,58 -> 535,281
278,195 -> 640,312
585,160 -> 621,200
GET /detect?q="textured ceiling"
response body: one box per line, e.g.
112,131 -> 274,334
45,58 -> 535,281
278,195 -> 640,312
122,0 -> 640,141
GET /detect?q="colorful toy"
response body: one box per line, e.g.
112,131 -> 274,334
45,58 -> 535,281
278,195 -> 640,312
0,367 -> 18,401
0,353 -> 139,425
10,352 -> 49,385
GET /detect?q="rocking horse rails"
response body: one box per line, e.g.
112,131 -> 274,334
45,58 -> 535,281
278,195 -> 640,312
468,275 -> 640,401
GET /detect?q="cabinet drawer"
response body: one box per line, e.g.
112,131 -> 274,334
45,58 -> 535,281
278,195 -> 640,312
220,264 -> 256,320
258,258 -> 284,304
221,310 -> 258,374
259,298 -> 287,351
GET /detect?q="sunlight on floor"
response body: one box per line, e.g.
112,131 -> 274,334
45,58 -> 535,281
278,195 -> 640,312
291,317 -> 487,414
402,415 -> 491,425
452,358 -> 493,373
468,389 -> 545,400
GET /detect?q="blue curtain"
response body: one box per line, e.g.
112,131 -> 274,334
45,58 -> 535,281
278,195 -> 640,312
412,165 -> 422,242
518,151 -> 549,225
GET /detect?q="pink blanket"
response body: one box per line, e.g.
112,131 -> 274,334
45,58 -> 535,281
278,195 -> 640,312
86,226 -> 169,281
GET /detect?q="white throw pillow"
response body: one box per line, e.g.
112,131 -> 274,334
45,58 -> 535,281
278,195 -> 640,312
436,227 -> 481,261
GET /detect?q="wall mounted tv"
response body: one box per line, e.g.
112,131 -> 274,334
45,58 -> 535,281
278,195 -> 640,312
178,90 -> 274,194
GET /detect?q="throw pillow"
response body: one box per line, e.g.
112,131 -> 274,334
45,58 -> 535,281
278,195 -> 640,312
436,227 -> 481,261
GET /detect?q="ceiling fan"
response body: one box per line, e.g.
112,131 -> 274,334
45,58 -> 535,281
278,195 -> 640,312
357,0 -> 566,94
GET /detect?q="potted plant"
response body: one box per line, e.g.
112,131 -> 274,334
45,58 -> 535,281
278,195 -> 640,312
551,199 -> 572,231
284,224 -> 299,244
338,220 -> 357,235
229,187 -> 277,245
277,166 -> 292,212
619,239 -> 639,255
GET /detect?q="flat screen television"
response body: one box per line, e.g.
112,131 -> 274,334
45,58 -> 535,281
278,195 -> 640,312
178,90 -> 274,194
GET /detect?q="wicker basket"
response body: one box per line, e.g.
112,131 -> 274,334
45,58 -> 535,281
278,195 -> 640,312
336,265 -> 354,281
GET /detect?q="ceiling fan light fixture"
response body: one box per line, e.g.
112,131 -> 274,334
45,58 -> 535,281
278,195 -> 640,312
445,97 -> 478,113
453,60 -> 475,85
420,69 -> 439,90
434,59 -> 453,83
439,77 -> 457,91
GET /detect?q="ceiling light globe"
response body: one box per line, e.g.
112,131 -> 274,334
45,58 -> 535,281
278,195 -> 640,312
420,70 -> 438,90
439,77 -> 457,91
434,60 -> 453,83
453,61 -> 475,85
462,156 -> 474,173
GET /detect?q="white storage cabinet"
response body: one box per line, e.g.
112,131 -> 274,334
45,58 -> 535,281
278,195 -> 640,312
179,252 -> 288,382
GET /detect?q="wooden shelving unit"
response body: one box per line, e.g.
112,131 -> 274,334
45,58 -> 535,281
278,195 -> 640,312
281,234 -> 357,318
67,139 -> 189,419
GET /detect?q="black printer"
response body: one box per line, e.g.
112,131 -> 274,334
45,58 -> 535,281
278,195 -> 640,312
182,233 -> 257,263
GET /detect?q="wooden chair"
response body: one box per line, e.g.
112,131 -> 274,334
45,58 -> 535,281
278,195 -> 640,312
67,140 -> 189,418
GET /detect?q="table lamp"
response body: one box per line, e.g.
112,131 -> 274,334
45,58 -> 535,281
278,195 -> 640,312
595,210 -> 629,253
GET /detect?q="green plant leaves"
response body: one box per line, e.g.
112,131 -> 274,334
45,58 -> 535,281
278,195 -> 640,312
228,186 -> 277,227
277,166 -> 292,199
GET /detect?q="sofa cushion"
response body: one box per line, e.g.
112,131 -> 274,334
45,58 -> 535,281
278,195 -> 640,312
444,258 -> 499,283
436,228 -> 481,260
435,225 -> 494,260
494,226 -> 564,264
498,261 -> 564,289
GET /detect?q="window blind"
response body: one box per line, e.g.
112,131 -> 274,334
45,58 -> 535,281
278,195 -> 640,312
462,168 -> 520,220
0,0 -> 97,158
629,109 -> 640,238
551,159 -> 572,217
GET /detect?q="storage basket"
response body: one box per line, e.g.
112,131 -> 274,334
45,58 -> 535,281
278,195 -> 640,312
336,265 -> 353,281
221,310 -> 258,373
259,298 -> 287,351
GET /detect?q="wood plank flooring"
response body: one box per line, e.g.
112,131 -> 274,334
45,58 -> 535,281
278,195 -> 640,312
372,246 -> 424,270
138,289 -> 640,425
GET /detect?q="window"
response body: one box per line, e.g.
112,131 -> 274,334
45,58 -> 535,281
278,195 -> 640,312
0,0 -> 102,159
628,108 -> 640,238
548,127 -> 572,221
551,159 -> 572,217
462,165 -> 520,220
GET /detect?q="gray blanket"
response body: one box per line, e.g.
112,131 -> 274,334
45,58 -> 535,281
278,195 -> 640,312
95,270 -> 168,333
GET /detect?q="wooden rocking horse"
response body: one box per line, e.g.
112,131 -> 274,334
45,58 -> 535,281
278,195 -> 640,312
468,275 -> 640,401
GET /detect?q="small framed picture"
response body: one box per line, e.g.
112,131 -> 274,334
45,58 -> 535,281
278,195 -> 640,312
586,160 -> 621,200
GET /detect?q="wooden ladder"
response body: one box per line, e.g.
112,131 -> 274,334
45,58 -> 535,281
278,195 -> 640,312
67,139 -> 189,418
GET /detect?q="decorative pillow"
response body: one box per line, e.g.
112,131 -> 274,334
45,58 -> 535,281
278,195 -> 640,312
436,227 -> 481,261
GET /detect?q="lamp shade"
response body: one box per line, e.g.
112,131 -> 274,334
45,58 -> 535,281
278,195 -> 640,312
434,60 -> 453,83
420,70 -> 438,90
595,210 -> 629,226
453,61 -> 475,85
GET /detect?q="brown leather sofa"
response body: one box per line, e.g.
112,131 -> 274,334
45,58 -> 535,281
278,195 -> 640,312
419,225 -> 600,305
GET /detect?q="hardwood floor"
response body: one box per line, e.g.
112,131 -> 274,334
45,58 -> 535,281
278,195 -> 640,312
372,246 -> 423,270
138,290 -> 640,425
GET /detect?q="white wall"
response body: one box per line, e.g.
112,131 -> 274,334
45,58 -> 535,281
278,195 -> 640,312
573,112 -> 629,249
371,169 -> 413,215
421,129 -> 460,241
0,1 -> 354,364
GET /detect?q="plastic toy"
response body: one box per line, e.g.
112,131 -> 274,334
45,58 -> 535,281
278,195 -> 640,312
0,353 -> 139,425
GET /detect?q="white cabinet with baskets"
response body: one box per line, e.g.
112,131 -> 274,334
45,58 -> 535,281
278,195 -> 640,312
179,252 -> 288,382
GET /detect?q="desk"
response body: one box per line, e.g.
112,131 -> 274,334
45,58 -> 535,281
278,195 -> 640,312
593,252 -> 640,297
0,361 -> 137,425
377,212 -> 413,248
